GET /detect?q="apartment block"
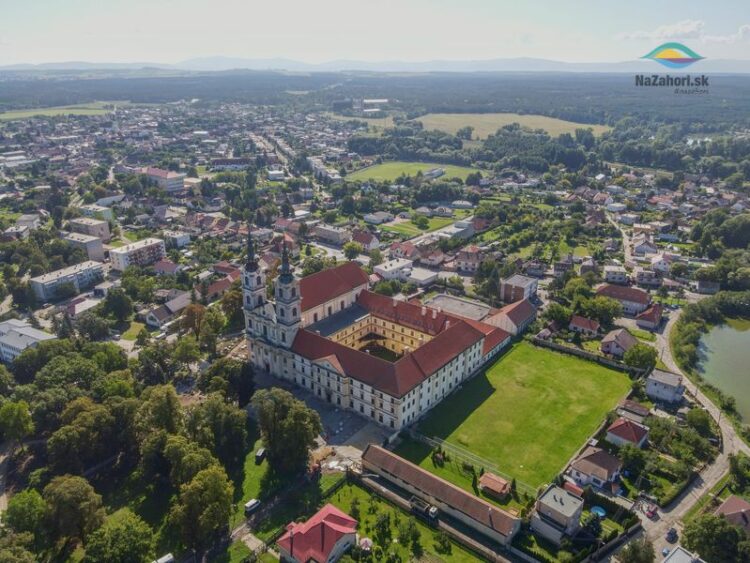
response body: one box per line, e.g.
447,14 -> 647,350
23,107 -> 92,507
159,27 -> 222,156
110,238 -> 166,271
69,217 -> 111,242
30,260 -> 104,301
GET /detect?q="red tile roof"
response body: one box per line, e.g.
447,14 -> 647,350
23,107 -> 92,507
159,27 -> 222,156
596,284 -> 650,305
715,495 -> 750,533
636,304 -> 663,325
496,299 -> 537,327
607,417 -> 649,445
299,262 -> 369,312
277,504 -> 357,563
569,315 -> 600,333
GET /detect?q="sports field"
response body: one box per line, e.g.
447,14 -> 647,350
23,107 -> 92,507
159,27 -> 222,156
403,341 -> 631,488
348,161 -> 480,182
417,112 -> 611,139
0,101 -> 118,121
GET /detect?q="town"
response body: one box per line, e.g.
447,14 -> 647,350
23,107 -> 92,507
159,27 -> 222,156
0,25 -> 750,563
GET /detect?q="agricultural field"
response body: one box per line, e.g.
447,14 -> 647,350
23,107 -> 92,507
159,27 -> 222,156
0,101 -> 119,121
405,342 -> 631,488
324,111 -> 396,129
381,216 -> 455,237
348,161 -> 480,182
416,113 -> 611,139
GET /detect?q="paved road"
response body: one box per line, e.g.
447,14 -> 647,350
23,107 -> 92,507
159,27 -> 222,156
609,307 -> 750,559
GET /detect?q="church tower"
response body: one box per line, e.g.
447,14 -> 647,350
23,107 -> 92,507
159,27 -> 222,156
274,242 -> 301,348
242,231 -> 266,313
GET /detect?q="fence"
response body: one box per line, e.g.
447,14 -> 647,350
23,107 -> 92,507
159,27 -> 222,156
409,429 -> 537,498
530,337 -> 647,378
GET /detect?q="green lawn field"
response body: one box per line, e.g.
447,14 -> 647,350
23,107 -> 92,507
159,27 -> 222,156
405,342 -> 631,488
381,216 -> 455,238
0,101 -> 119,121
348,161 -> 480,182
416,113 -> 611,139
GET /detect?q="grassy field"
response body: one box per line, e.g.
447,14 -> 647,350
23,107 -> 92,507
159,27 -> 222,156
324,111 -> 395,129
121,321 -> 145,341
407,342 -> 631,487
0,101 -> 118,121
349,161 -> 480,182
381,216 -> 455,238
416,113 -> 611,139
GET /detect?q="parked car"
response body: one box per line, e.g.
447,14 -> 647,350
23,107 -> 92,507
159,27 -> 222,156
255,448 -> 266,464
244,499 -> 261,515
665,527 -> 678,543
646,504 -> 658,519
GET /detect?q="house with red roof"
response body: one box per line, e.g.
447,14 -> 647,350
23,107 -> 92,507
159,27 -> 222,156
484,299 -> 537,336
606,417 -> 649,448
568,315 -> 600,336
596,284 -> 651,315
277,504 -> 357,563
636,304 -> 664,331
715,495 -> 750,535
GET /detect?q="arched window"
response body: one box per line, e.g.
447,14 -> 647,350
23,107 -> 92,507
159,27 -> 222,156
292,307 -> 297,317
256,275 -> 261,285
257,296 -> 263,306
279,308 -> 285,318
291,287 -> 296,297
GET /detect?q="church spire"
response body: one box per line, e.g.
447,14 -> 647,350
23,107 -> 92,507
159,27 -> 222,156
245,226 -> 258,271
278,241 -> 293,283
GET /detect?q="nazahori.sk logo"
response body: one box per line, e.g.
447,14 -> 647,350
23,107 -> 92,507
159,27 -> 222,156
641,42 -> 704,69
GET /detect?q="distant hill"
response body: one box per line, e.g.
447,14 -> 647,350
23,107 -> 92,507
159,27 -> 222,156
3,57 -> 750,74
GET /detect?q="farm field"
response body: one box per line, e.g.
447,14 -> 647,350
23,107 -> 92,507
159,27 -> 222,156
323,111 -> 395,129
406,342 -> 631,488
348,161 -> 480,182
416,113 -> 611,139
0,101 -> 120,121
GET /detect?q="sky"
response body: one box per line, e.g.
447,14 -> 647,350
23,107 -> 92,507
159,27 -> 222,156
0,0 -> 749,65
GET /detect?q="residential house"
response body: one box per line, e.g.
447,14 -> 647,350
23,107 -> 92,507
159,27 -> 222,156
567,446 -> 623,490
606,417 -> 649,448
143,291 -> 191,329
617,400 -> 651,424
603,265 -> 628,285
500,274 -> 538,304
352,230 -> 379,252
600,328 -> 638,358
531,485 -> 584,546
314,224 -> 351,246
636,304 -> 664,331
646,370 -> 685,404
478,473 -> 511,501
568,315 -> 600,336
455,246 -> 483,273
363,211 -> 394,225
715,495 -> 750,535
634,267 -> 662,288
389,241 -> 420,261
523,260 -> 547,278
596,284 -> 651,315
277,504 -> 357,563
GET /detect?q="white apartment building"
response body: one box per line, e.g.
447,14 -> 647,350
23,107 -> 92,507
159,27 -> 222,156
110,238 -> 166,271
30,261 -> 104,301
63,231 -> 105,261
69,217 -> 111,242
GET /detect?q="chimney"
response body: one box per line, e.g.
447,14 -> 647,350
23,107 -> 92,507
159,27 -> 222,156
421,306 -> 426,316
445,320 -> 450,329
392,298 -> 397,308
432,309 -> 437,319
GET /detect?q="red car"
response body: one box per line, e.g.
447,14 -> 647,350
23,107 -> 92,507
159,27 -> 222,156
645,504 -> 658,519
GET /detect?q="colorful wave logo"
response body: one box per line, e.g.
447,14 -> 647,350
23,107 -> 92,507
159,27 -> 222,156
642,43 -> 704,69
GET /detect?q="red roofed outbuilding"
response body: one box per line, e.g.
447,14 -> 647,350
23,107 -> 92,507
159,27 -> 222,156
606,417 -> 649,448
277,504 -> 358,563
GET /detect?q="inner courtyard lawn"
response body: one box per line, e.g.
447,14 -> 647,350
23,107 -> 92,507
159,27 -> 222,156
405,342 -> 631,488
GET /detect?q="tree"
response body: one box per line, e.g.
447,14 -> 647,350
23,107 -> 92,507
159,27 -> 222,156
181,303 -> 206,335
618,443 -> 647,475
169,465 -> 233,549
199,357 -> 255,407
76,312 -> 110,341
84,508 -> 153,563
163,434 -> 218,486
686,408 -> 712,437
252,388 -> 322,475
199,307 -> 225,355
343,241 -> 364,260
543,302 -> 572,325
186,394 -> 248,468
101,288 -> 133,322
683,513 -> 742,562
618,538 -> 655,563
173,335 -> 200,367
369,248 -> 383,266
4,490 -> 47,541
0,400 -> 34,443
135,385 -> 183,437
43,475 -> 104,542
623,343 -> 658,370
220,286 -> 244,328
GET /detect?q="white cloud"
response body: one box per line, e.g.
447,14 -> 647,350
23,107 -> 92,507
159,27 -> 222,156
618,19 -> 705,41
704,24 -> 750,43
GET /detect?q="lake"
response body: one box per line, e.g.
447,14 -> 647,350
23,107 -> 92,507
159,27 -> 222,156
698,318 -> 750,420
